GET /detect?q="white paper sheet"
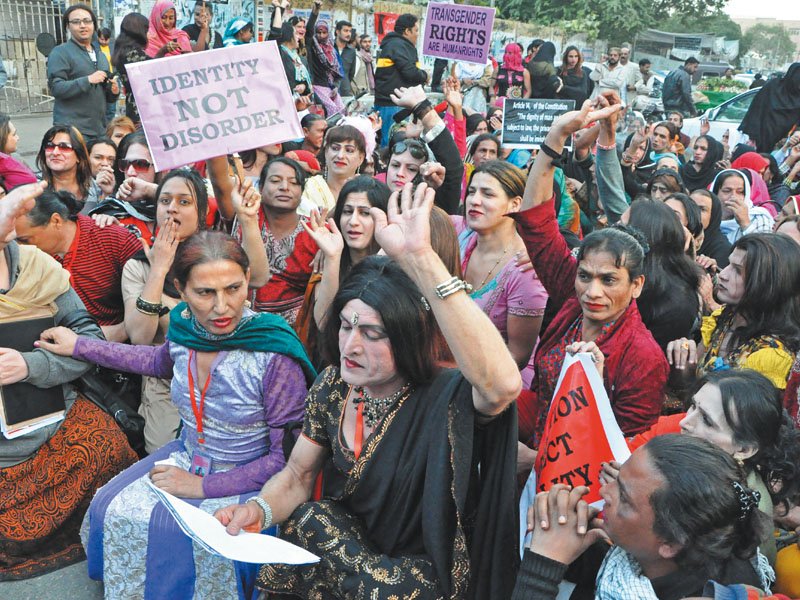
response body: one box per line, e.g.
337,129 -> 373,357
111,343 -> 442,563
146,480 -> 319,565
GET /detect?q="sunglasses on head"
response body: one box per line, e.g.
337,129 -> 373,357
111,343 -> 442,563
44,141 -> 74,152
119,158 -> 153,172
392,140 -> 427,160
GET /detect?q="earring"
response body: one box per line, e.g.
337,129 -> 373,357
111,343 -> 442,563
244,300 -> 252,309
323,166 -> 329,179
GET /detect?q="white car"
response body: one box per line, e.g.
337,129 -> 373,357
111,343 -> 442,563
682,88 -> 758,149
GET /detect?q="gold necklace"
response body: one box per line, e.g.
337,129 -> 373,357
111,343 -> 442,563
475,245 -> 512,290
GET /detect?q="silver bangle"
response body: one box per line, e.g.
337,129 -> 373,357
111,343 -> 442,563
246,496 -> 273,530
434,276 -> 473,300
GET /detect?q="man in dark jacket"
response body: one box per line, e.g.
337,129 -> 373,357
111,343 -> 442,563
662,56 -> 699,117
47,4 -> 118,140
335,20 -> 356,99
374,14 -> 428,146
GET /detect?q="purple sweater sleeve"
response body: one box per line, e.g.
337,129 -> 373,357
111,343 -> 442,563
202,354 -> 309,498
73,337 -> 174,379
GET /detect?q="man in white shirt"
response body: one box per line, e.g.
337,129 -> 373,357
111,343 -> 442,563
590,47 -> 628,104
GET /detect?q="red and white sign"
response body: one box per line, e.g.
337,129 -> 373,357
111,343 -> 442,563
534,353 -> 631,506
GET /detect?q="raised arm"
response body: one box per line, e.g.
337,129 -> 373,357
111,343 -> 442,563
516,99 -> 622,305
374,183 -> 522,415
207,155 -> 270,286
391,86 -> 464,214
301,209 -> 345,329
122,224 -> 177,345
593,91 -> 627,224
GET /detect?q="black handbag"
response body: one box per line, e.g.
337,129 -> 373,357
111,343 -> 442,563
76,366 -> 146,458
59,310 -> 147,457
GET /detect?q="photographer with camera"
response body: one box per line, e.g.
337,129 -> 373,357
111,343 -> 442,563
47,4 -> 120,141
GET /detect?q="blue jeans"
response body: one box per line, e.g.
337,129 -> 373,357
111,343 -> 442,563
374,104 -> 402,148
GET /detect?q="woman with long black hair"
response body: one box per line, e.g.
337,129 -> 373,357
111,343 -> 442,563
626,198 -> 701,351
112,12 -> 150,126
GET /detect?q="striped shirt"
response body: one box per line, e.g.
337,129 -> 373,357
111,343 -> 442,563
56,214 -> 142,325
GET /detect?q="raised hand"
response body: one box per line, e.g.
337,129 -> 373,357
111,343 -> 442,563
231,176 -> 261,224
118,177 -> 155,202
147,217 -> 180,275
551,97 -> 622,139
0,181 -> 46,239
390,85 -> 427,110
302,208 -> 344,258
420,161 -> 445,190
700,116 -> 710,137
371,182 -> 434,260
442,77 -> 462,110
95,165 -> 115,197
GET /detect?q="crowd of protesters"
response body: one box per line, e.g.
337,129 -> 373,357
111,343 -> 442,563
2,1 -> 800,599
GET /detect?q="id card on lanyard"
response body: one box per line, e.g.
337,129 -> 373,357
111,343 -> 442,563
188,350 -> 213,476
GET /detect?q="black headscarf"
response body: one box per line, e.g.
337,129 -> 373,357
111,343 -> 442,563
680,135 -> 724,191
739,63 -> 800,152
533,41 -> 556,65
697,190 -> 731,268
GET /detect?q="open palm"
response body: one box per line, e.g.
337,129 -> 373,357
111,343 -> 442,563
302,209 -> 344,258
372,183 -> 434,260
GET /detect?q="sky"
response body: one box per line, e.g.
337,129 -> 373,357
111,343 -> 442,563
724,0 -> 800,20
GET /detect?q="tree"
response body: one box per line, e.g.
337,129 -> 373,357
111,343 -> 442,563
661,11 -> 743,40
528,0 -> 654,45
523,0 -> 728,45
740,24 -> 796,64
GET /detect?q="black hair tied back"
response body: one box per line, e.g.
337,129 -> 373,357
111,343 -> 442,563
608,222 -> 651,256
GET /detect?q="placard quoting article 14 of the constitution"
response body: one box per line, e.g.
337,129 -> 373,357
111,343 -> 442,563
422,2 -> 495,65
501,98 -> 576,150
127,41 -> 303,172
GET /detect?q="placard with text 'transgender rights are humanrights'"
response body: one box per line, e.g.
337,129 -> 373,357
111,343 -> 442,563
501,98 -> 576,150
422,2 -> 495,65
126,41 -> 303,172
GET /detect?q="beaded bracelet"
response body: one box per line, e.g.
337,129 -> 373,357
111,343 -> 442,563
246,496 -> 273,530
135,296 -> 163,316
596,140 -> 617,151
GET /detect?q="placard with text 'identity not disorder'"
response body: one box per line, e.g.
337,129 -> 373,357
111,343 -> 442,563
127,42 -> 303,172
422,2 -> 495,65
501,98 -> 576,150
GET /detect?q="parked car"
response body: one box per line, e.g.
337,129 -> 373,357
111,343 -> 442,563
682,88 -> 758,149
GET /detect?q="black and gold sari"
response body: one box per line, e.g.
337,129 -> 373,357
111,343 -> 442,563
257,366 -> 519,599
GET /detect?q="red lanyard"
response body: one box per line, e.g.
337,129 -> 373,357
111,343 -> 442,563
353,401 -> 365,460
187,350 -> 213,444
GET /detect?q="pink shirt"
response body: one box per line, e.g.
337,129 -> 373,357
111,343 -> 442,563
453,216 -> 548,387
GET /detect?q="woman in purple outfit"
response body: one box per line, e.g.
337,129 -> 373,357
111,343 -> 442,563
38,231 -> 316,599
